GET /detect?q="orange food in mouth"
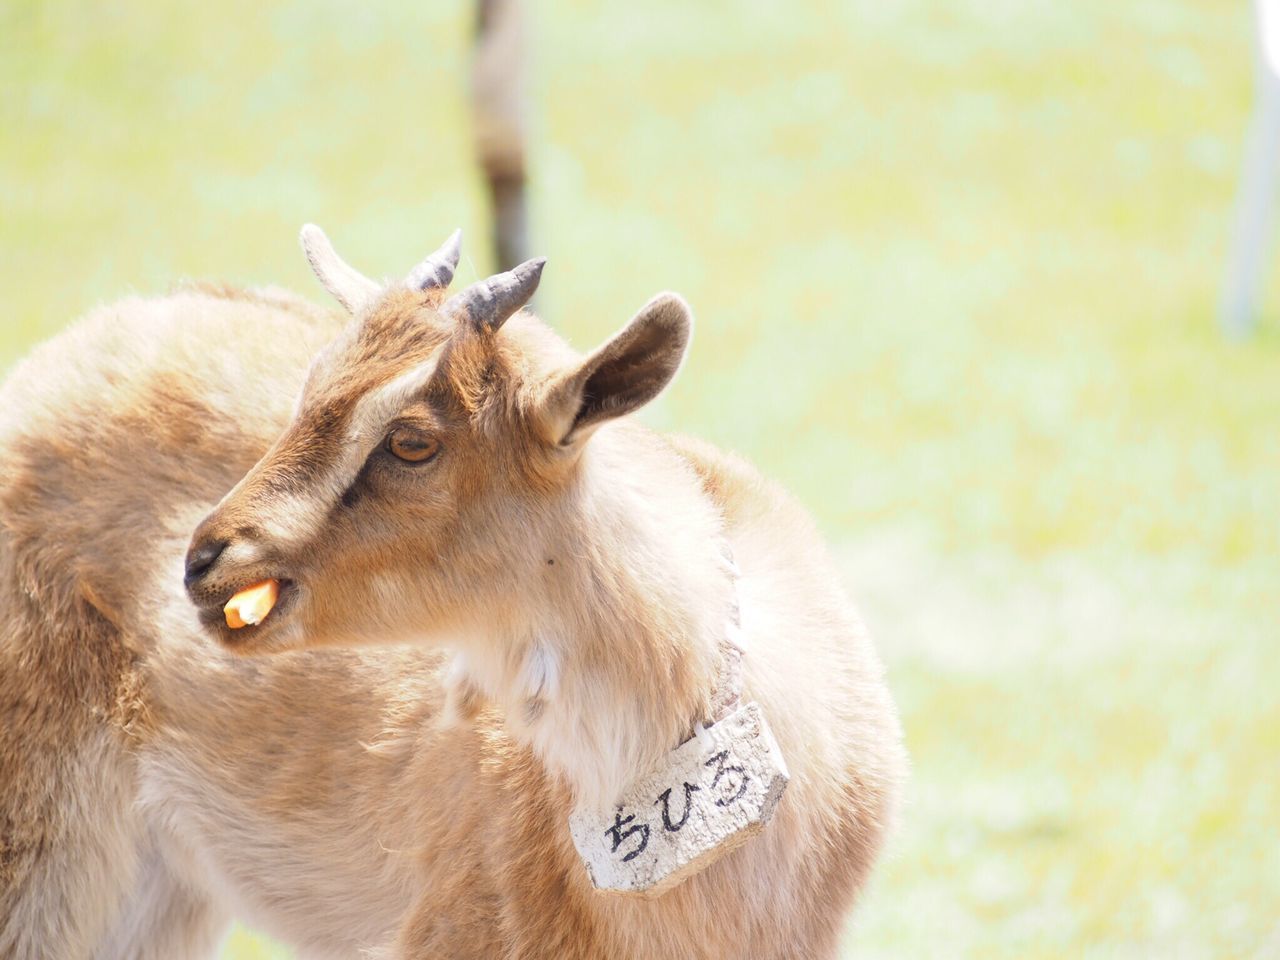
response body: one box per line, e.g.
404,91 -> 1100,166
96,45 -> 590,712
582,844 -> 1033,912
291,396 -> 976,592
224,579 -> 280,629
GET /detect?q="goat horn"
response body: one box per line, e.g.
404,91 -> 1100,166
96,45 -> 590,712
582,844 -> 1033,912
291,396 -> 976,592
299,224 -> 381,313
443,257 -> 545,332
405,228 -> 463,292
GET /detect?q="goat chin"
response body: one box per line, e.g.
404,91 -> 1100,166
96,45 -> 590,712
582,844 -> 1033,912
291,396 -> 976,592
0,282 -> 905,960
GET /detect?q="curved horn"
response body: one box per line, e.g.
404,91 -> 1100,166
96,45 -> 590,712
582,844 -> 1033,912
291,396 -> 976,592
299,224 -> 381,313
405,228 -> 463,292
443,257 -> 546,332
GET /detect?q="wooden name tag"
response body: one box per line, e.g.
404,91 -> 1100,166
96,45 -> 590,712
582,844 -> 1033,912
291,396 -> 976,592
568,701 -> 789,898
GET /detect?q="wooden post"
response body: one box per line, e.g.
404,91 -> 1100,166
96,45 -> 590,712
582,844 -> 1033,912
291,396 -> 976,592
472,0 -> 530,272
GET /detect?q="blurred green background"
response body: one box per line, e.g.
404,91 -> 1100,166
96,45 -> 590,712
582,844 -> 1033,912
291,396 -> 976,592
3,0 -> 1278,957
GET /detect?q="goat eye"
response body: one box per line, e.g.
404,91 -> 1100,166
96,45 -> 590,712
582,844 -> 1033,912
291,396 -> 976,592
386,428 -> 440,464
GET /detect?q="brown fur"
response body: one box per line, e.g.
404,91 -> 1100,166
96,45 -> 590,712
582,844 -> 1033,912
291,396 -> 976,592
0,264 -> 905,958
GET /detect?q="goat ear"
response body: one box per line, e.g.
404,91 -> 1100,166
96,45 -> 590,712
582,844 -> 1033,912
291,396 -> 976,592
538,292 -> 692,447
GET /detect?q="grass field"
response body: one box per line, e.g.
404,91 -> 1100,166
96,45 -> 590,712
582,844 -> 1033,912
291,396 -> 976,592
3,1 -> 1277,957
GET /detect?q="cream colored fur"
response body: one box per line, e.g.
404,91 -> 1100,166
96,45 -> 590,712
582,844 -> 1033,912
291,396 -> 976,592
0,264 -> 905,958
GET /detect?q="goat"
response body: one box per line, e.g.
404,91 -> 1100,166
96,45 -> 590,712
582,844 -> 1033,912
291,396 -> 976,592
0,228 -> 904,959
187,228 -> 908,956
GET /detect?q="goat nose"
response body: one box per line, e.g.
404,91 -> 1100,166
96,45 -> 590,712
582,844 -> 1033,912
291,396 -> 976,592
184,538 -> 228,585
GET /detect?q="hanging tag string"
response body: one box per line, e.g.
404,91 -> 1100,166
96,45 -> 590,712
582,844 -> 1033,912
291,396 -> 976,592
706,545 -> 745,727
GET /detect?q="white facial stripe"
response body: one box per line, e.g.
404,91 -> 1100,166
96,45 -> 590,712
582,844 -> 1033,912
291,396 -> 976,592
266,354 -> 445,547
246,436 -> 369,549
257,494 -> 333,547
346,353 -> 443,445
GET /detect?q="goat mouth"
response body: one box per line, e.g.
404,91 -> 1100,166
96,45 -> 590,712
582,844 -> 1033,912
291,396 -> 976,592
197,578 -> 299,642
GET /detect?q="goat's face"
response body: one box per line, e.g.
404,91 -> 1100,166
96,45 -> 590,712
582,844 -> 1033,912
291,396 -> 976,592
184,227 -> 691,655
